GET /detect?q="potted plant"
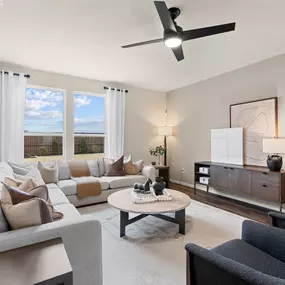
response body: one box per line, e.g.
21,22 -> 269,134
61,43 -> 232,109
149,147 -> 158,165
156,145 -> 165,165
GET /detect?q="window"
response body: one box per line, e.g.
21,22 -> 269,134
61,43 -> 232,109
24,86 -> 65,162
73,92 -> 104,160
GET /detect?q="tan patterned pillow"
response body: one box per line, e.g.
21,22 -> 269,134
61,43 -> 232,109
0,183 -> 63,230
124,156 -> 137,175
124,156 -> 144,175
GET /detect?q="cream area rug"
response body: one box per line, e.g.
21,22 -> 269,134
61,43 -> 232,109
78,200 -> 247,285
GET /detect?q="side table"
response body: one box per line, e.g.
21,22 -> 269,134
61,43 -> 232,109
154,165 -> 170,188
0,238 -> 73,285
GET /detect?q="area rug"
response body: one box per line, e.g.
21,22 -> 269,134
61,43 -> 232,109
78,200 -> 247,285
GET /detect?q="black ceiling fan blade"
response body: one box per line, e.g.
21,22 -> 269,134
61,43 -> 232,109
183,22 -> 236,41
122,38 -> 163,48
154,1 -> 177,32
171,46 -> 184,61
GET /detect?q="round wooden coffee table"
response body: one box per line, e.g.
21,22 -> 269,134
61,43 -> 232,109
108,188 -> 191,237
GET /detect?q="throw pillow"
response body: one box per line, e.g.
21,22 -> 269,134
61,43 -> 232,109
14,167 -> 45,185
134,160 -> 144,173
124,155 -> 137,175
123,156 -> 144,175
105,155 -> 125,176
7,161 -> 34,175
1,183 -> 63,230
38,161 -> 59,184
87,160 -> 100,177
57,160 -> 71,180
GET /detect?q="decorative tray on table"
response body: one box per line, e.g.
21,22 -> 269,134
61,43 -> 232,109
131,189 -> 172,204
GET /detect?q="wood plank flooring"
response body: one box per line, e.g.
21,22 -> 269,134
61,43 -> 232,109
169,182 -> 270,224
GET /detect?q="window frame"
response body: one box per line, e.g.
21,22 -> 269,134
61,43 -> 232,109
24,84 -> 67,159
73,91 -> 105,157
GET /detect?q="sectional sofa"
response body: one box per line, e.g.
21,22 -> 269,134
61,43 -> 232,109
0,160 -> 156,285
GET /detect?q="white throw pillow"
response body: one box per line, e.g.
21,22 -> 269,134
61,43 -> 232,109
14,167 -> 45,185
37,161 -> 59,184
7,161 -> 34,175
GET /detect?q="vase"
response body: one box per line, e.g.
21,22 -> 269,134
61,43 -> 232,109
159,155 -> 164,165
152,177 -> 165,196
156,155 -> 160,165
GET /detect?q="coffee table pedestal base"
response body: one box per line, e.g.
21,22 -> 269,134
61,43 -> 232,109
120,209 -> 185,237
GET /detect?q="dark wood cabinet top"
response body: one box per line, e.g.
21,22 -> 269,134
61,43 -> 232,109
195,161 -> 285,174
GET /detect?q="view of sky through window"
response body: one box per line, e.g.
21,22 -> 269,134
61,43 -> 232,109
24,87 -> 64,133
74,94 -> 104,134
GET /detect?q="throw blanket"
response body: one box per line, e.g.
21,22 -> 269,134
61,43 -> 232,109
67,160 -> 102,199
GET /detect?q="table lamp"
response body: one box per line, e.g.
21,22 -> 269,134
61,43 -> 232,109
157,126 -> 173,166
263,138 -> 285,171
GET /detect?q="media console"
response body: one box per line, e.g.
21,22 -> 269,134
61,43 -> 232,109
194,161 -> 285,212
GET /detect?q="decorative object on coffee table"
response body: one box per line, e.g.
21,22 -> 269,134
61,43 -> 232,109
152,176 -> 165,195
133,178 -> 152,194
108,188 -> 191,237
131,188 -> 172,204
0,238 -> 72,285
263,138 -> 285,171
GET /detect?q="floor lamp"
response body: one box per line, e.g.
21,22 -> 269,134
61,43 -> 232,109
157,126 -> 173,166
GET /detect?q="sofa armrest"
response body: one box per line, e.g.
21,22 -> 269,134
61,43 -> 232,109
242,220 -> 285,263
268,211 -> 285,229
185,243 -> 285,285
142,165 -> 156,182
0,215 -> 102,285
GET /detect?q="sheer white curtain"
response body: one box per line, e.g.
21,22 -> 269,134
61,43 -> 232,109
0,71 -> 27,162
104,88 -> 126,159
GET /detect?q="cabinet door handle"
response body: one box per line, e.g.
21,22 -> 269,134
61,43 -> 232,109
262,184 -> 267,188
262,172 -> 267,175
230,168 -> 234,170
224,167 -> 228,169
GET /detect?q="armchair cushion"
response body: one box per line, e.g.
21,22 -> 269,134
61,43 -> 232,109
212,239 -> 285,279
242,220 -> 285,263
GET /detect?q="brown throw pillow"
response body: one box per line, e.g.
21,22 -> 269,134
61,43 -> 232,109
0,183 -> 63,230
105,156 -> 125,176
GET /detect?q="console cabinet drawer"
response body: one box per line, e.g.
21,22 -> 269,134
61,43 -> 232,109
251,171 -> 280,202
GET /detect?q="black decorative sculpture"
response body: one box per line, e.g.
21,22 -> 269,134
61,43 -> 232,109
134,178 -> 153,194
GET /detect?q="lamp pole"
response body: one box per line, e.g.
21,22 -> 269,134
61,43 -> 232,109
164,134 -> 167,166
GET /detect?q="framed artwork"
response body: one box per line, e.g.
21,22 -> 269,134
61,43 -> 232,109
230,97 -> 278,166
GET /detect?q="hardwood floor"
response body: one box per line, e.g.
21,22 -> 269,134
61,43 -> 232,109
169,182 -> 270,224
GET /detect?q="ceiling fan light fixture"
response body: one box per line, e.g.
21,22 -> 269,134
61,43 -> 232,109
164,35 -> 182,48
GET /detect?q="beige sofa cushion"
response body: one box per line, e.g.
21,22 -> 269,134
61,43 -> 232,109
100,175 -> 146,189
38,161 -> 59,184
57,179 -> 109,196
48,188 -> 70,206
57,160 -> 71,180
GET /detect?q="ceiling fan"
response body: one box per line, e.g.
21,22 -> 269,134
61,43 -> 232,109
122,1 -> 236,62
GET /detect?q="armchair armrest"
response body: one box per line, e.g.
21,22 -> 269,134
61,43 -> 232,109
268,211 -> 285,229
142,165 -> 156,182
242,220 -> 285,263
185,243 -> 285,285
0,215 -> 102,285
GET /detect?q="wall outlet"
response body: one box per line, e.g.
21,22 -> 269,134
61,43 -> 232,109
181,168 -> 185,173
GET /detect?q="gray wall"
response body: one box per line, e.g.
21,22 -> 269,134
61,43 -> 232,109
166,54 -> 285,209
0,62 -> 166,162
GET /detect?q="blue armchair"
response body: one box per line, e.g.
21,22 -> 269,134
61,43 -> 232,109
185,220 -> 285,285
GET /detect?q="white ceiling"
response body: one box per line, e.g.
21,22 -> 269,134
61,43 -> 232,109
0,0 -> 285,92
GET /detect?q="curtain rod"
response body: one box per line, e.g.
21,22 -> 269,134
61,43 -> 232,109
1,70 -> 30,78
104,86 -> 128,93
